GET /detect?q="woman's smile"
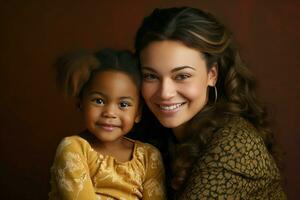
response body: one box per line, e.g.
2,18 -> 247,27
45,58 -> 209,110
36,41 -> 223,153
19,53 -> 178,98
140,40 -> 217,129
156,102 -> 186,114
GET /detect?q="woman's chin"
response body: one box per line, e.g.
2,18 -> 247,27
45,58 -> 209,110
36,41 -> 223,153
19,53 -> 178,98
157,118 -> 180,128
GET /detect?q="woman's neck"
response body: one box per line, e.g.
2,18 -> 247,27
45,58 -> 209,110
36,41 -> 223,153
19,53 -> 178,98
172,124 -> 187,142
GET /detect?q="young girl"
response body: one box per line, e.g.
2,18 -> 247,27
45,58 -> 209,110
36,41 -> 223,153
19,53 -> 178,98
49,49 -> 166,200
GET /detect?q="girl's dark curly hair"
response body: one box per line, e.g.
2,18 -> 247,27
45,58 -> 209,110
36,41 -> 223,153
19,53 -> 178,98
56,48 -> 140,100
135,7 -> 282,193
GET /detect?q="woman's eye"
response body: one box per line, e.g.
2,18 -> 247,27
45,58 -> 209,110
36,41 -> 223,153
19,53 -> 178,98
175,74 -> 191,80
142,73 -> 158,81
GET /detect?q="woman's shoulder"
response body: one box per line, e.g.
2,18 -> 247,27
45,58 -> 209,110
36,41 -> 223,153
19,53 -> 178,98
212,116 -> 262,146
204,116 -> 279,178
224,116 -> 257,131
182,116 -> 284,199
208,116 -> 264,153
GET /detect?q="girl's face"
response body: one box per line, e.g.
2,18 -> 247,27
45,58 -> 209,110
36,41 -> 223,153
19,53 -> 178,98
140,40 -> 217,135
80,70 -> 141,144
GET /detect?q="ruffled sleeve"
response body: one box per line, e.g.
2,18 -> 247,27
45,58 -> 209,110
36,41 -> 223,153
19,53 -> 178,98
141,143 -> 166,200
49,136 -> 98,200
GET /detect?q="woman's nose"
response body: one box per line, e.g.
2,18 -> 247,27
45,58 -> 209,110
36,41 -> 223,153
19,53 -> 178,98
159,78 -> 177,100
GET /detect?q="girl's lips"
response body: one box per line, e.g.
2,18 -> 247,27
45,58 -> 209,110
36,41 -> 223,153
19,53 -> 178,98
98,123 -> 120,132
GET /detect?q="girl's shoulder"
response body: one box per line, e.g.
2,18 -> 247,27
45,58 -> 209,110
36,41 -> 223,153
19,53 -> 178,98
58,135 -> 90,148
131,139 -> 163,163
134,139 -> 161,154
54,135 -> 92,158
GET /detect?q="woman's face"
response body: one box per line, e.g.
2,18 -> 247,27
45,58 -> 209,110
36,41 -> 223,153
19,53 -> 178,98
140,40 -> 217,133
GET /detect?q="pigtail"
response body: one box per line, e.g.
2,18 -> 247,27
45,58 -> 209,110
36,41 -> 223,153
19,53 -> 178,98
56,49 -> 100,98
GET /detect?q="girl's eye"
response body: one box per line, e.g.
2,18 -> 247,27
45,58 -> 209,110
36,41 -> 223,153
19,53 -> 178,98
93,98 -> 104,105
119,101 -> 131,109
175,74 -> 191,80
142,73 -> 158,81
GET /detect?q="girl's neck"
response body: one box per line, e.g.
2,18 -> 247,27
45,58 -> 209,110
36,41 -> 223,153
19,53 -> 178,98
97,138 -> 134,162
81,131 -> 134,162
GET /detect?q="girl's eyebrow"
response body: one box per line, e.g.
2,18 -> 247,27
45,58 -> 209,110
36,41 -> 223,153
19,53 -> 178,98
88,91 -> 105,96
141,66 -> 196,73
88,91 -> 135,101
120,96 -> 134,101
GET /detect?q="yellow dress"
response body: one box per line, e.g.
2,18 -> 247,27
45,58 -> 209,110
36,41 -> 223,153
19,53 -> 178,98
49,136 -> 166,200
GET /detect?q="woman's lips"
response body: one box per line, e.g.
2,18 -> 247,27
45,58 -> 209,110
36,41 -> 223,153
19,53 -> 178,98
155,102 -> 185,115
159,103 -> 185,110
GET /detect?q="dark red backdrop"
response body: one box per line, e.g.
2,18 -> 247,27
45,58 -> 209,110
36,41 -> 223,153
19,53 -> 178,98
1,0 -> 299,199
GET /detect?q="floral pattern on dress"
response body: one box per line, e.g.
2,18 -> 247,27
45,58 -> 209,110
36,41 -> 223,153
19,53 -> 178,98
49,136 -> 166,200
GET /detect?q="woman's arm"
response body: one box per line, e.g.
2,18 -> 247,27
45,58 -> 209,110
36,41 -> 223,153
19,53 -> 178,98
179,118 -> 284,199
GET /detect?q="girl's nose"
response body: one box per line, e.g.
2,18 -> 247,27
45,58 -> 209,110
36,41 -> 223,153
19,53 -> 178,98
159,78 -> 177,100
101,104 -> 117,118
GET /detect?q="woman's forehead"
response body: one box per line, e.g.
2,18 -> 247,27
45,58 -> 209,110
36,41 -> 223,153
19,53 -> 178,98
140,40 -> 207,73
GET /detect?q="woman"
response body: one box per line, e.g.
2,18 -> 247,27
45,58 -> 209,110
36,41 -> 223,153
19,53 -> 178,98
134,7 -> 286,199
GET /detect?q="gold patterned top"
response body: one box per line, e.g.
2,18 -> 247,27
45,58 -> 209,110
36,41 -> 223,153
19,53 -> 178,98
49,136 -> 166,200
179,117 -> 286,200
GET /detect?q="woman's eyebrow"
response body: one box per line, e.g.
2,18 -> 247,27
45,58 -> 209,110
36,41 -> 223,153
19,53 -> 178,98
141,65 -> 196,72
141,66 -> 156,72
171,66 -> 196,73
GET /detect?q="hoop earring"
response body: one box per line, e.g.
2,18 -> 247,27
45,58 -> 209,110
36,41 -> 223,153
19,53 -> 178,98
213,86 -> 218,103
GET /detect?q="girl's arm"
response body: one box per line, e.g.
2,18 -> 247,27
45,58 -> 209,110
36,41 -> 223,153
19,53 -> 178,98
49,137 -> 98,200
142,145 -> 167,200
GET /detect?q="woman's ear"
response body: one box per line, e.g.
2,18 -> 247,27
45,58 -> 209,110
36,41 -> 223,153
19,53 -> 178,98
208,63 -> 218,86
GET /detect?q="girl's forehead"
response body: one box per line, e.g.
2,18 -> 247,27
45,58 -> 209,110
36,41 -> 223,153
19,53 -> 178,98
89,70 -> 138,91
95,69 -> 139,84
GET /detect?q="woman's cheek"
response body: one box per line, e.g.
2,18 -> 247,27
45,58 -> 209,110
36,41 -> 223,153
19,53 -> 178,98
181,82 -> 207,100
141,83 -> 156,99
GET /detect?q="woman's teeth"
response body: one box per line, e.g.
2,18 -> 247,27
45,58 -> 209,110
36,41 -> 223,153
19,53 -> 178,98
159,103 -> 183,111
